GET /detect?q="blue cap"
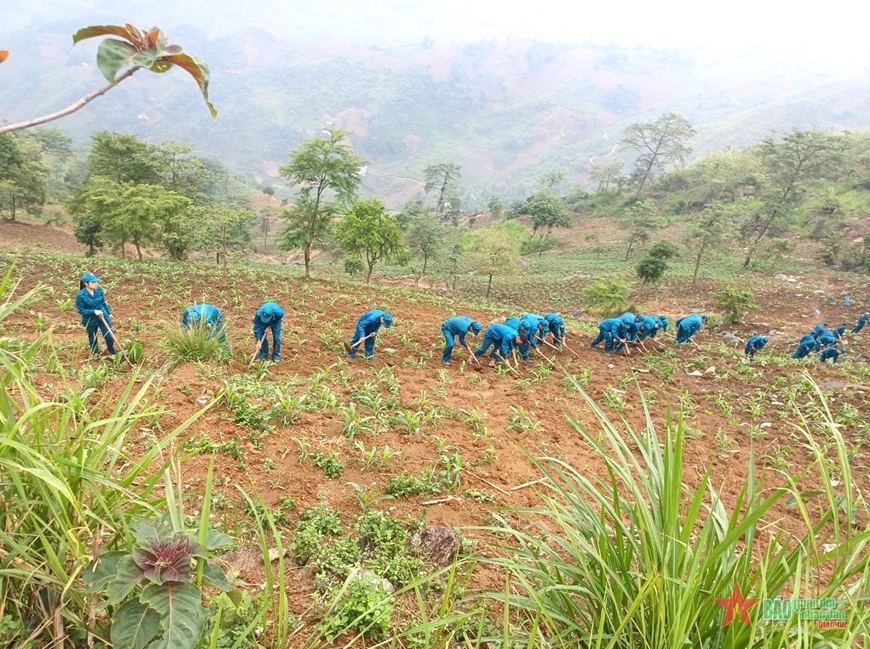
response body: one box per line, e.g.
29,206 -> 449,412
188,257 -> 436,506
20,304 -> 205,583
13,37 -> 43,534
701,315 -> 710,322
471,321 -> 482,335
81,272 -> 100,283
383,313 -> 393,328
259,311 -> 274,324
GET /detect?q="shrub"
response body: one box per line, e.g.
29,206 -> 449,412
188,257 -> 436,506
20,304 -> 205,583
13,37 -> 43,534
159,321 -> 231,367
316,573 -> 393,643
646,240 -> 680,260
635,256 -> 668,286
581,277 -> 634,316
715,287 -> 758,324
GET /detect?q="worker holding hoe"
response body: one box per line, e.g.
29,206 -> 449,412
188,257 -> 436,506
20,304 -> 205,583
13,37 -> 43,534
851,313 -> 869,334
75,272 -> 117,357
791,334 -> 816,359
474,323 -> 526,367
182,304 -> 227,341
441,316 -> 483,365
346,310 -> 393,360
544,313 -> 566,346
744,334 -> 769,356
252,302 -> 284,363
675,314 -> 708,345
589,317 -> 628,355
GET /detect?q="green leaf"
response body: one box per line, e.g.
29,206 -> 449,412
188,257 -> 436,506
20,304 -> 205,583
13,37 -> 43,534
204,528 -> 234,551
95,38 -> 139,84
202,562 -> 232,592
163,53 -> 218,119
73,24 -> 138,45
226,589 -> 244,608
785,490 -> 825,507
104,555 -> 145,605
111,600 -> 160,649
140,582 -> 208,649
83,551 -> 126,590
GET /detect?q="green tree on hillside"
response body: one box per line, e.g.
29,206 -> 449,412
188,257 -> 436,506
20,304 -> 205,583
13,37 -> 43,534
424,163 -> 462,224
636,256 -> 668,288
538,171 -> 568,191
526,189 -> 571,256
277,130 -> 366,277
0,131 -> 49,221
621,113 -> 695,197
619,200 -> 658,260
589,161 -> 625,194
195,204 -> 256,276
470,229 -> 521,298
335,199 -> 409,282
686,201 -> 732,283
741,129 -> 845,268
405,212 -> 444,276
87,131 -> 162,185
487,195 -> 503,219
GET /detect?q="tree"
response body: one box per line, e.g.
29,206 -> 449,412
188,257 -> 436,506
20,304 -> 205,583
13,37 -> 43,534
424,163 -> 462,223
195,205 -> 256,278
621,113 -> 695,197
0,24 -> 215,135
487,195 -> 503,218
277,130 -> 366,277
87,131 -> 162,185
741,129 -> 844,268
589,161 -> 625,194
526,190 -> 571,255
405,212 -> 444,276
715,288 -> 758,324
538,171 -> 567,191
334,199 -> 409,282
685,201 -> 731,283
581,278 -> 633,317
635,256 -> 668,287
646,240 -> 679,260
619,200 -> 659,260
0,132 -> 48,221
470,229 -> 521,298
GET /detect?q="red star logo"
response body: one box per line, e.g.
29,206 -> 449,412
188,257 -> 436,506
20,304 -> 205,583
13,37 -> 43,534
715,583 -> 759,626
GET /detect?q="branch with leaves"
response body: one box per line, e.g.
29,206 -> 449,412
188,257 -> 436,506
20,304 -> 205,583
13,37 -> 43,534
0,24 -> 215,135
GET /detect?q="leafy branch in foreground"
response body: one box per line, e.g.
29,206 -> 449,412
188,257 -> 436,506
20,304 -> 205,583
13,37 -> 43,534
0,23 -> 215,135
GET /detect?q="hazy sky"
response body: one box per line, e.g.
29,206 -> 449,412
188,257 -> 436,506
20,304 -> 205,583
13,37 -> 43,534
9,0 -> 870,73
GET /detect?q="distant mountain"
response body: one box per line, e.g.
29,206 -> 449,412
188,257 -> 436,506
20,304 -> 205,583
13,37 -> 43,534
3,17 -> 870,208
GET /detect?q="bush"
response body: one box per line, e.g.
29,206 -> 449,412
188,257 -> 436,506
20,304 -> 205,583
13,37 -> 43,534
344,257 -> 365,278
715,287 -> 758,324
635,256 -> 668,286
581,277 -> 634,317
646,240 -> 679,260
316,574 -> 393,642
160,321 -> 231,367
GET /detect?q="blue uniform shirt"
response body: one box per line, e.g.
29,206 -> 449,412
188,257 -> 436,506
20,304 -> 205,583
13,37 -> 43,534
442,316 -> 475,347
75,287 -> 112,326
182,304 -> 223,328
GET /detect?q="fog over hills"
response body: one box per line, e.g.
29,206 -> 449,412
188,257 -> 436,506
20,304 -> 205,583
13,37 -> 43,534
4,0 -> 870,207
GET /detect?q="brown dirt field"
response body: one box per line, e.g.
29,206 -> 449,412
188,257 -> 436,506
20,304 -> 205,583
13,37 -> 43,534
1,226 -> 868,638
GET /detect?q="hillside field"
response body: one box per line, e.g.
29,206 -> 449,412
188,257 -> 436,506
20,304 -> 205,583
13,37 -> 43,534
1,218 -> 870,644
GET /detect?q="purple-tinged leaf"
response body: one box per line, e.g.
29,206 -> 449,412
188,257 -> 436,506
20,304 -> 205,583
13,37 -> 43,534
133,533 -> 197,583
163,53 -> 218,119
73,25 -> 137,46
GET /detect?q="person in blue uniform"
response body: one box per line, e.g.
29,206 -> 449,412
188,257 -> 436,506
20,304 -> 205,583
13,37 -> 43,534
658,315 -> 669,332
253,302 -> 284,362
851,313 -> 869,334
346,310 -> 393,360
744,335 -> 768,356
791,334 -> 815,359
811,323 -> 828,339
441,316 -> 482,365
834,322 -> 848,338
474,323 -> 525,366
517,313 -> 546,360
589,318 -> 627,355
675,314 -> 708,344
618,312 -> 641,342
819,347 -> 846,364
544,313 -> 566,346
813,330 -> 838,352
182,304 -> 226,341
75,272 -> 116,356
638,315 -> 661,341
504,316 -> 521,332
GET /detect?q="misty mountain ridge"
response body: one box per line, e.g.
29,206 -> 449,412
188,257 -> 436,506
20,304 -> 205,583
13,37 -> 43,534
3,14 -> 870,208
